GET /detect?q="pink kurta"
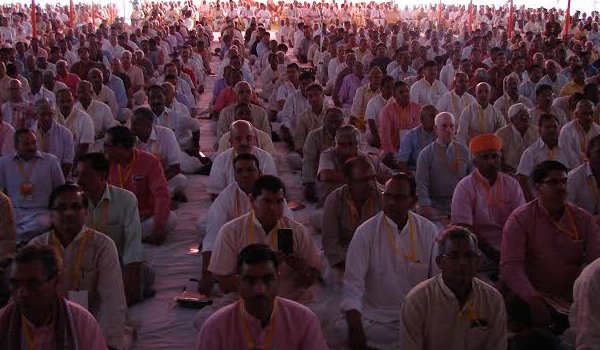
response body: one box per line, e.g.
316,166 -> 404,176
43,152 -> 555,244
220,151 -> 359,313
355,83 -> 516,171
196,297 -> 328,350
500,199 -> 600,303
378,101 -> 421,154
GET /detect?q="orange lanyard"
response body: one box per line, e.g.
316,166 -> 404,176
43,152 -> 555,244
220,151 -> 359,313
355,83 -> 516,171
117,151 -> 137,188
435,142 -> 461,173
451,92 -> 460,116
549,204 -> 580,241
16,158 -> 38,183
547,146 -> 555,160
247,211 -> 283,249
238,299 -> 277,350
21,316 -> 35,350
458,300 -> 482,327
474,170 -> 504,207
576,123 -> 588,154
89,200 -> 109,232
234,188 -> 242,218
587,176 -> 599,214
348,191 -> 374,230
383,214 -> 419,262
51,229 -> 92,289
36,127 -> 48,152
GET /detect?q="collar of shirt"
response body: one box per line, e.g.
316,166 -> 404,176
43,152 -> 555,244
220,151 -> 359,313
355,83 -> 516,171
436,273 -> 475,305
510,124 -> 525,141
88,184 -> 113,209
535,138 -> 559,150
13,150 -> 44,161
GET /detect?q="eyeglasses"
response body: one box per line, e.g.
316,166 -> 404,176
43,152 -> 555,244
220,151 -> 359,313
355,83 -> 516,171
9,272 -> 57,290
541,178 -> 569,186
442,253 -> 480,263
51,204 -> 86,212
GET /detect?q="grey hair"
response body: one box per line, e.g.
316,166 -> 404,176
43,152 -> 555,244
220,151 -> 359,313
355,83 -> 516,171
437,226 -> 481,258
234,80 -> 251,94
473,68 -> 489,81
434,112 -> 455,126
335,124 -> 360,144
132,106 -> 156,124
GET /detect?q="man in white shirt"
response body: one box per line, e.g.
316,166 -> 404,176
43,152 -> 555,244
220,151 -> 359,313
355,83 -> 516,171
88,68 -> 119,120
399,226 -> 507,350
105,33 -> 125,60
409,60 -> 448,106
456,82 -> 506,146
558,100 -> 600,167
24,70 -> 55,106
390,51 -> 417,82
32,99 -> 74,177
131,107 -> 188,200
567,135 -> 600,217
436,72 -> 477,121
493,73 -> 534,122
74,81 -> 116,153
0,129 -> 65,241
56,88 -> 95,162
338,173 -> 439,350
278,71 -> 314,146
208,120 -> 277,198
537,60 -> 568,96
439,51 -> 461,88
517,113 -> 578,201
365,76 -> 394,148
529,84 -> 568,127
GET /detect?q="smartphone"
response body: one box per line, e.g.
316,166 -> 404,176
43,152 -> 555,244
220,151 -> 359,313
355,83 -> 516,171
277,229 -> 294,255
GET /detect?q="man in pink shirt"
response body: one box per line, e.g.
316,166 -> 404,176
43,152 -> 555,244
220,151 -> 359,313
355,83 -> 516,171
501,160 -> 600,332
105,125 -> 176,245
196,244 -> 328,350
0,245 -> 107,350
378,81 -> 421,168
56,60 -> 81,98
451,134 -> 525,276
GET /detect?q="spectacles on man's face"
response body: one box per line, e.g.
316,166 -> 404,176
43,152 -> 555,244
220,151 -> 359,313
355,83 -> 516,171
541,177 -> 569,186
10,272 -> 57,291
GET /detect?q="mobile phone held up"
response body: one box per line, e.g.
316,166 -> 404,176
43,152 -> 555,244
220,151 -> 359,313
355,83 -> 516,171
277,228 -> 293,255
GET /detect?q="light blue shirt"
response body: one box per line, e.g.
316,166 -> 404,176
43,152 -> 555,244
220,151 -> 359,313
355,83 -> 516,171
397,126 -> 435,171
108,74 -> 127,110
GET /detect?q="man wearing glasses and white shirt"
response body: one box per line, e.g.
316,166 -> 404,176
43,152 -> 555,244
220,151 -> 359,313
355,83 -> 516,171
337,173 -> 439,350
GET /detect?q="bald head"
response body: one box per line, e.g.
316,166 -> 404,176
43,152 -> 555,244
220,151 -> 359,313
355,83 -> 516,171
230,120 -> 255,154
435,112 -> 456,143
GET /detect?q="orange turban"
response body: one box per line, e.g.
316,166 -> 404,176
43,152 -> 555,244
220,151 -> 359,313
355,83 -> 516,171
469,134 -> 503,155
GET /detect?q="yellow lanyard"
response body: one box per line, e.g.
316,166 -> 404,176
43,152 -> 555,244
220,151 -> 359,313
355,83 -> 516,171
348,191 -> 374,230
238,299 -> 277,350
451,92 -> 459,114
548,147 -> 555,160
234,188 -> 242,218
89,200 -> 109,233
383,214 -> 419,262
458,300 -> 482,327
51,229 -> 92,288
247,211 -> 283,249
21,316 -> 35,350
549,204 -> 580,241
435,142 -> 461,173
587,176 -> 599,214
36,127 -> 48,152
474,170 -> 504,208
576,123 -> 588,154
17,158 -> 38,183
117,151 -> 137,188
477,105 -> 485,133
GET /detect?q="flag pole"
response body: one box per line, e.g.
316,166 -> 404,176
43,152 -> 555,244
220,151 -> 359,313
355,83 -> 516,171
69,0 -> 75,29
31,0 -> 37,38
468,0 -> 473,33
508,0 -> 514,39
563,0 -> 572,37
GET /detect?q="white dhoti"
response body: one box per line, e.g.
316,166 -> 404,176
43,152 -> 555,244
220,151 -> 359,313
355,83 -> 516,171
15,208 -> 51,241
141,211 -> 178,238
180,153 -> 202,174
334,315 -> 399,350
167,173 -> 188,196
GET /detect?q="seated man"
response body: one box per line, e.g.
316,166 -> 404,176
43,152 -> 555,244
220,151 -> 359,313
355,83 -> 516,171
0,245 -> 108,350
495,103 -> 538,175
416,112 -> 473,221
457,82 -> 506,146
350,66 -> 382,131
397,105 -> 437,173
131,107 -> 189,201
28,184 -> 126,350
568,135 -> 600,218
399,226 -> 507,350
76,152 -> 154,306
56,88 -> 95,161
564,256 -> 600,349
338,173 -> 440,350
0,191 -> 15,258
196,244 -> 328,349
216,102 -> 275,155
493,73 -> 534,121
105,126 -> 176,245
74,80 -> 116,153
379,81 -> 421,167
558,100 -> 600,167
517,113 -> 578,201
436,72 -> 477,120
208,120 -> 277,198
318,125 -> 392,205
31,98 -> 74,177
0,129 -> 65,241
279,71 -> 315,147
302,107 -> 344,202
199,176 -> 321,327
529,84 -> 568,127
323,155 -> 382,273
501,160 -> 600,331
451,134 -> 525,275
294,83 -> 328,154
216,81 -> 271,141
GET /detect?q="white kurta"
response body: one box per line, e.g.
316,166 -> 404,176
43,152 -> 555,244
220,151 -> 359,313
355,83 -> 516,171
456,103 -> 506,146
436,91 -> 476,121
409,78 -> 448,106
558,120 -> 600,167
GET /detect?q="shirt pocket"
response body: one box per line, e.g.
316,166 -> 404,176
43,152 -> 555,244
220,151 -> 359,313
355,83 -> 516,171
465,325 -> 491,349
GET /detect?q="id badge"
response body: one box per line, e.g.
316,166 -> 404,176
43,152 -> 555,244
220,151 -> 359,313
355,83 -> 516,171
68,290 -> 89,310
19,182 -> 35,200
